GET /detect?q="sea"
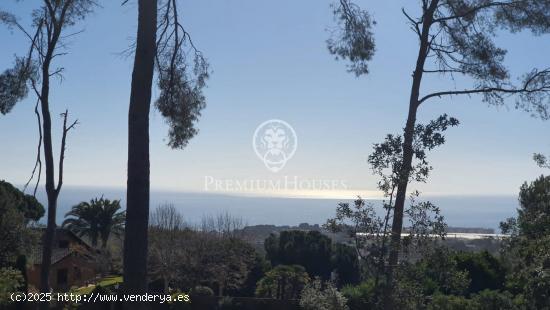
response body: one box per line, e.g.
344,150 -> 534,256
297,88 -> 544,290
28,186 -> 518,232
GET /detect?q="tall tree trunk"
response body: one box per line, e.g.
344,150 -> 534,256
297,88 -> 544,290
39,51 -> 58,298
123,0 -> 157,296
384,1 -> 439,308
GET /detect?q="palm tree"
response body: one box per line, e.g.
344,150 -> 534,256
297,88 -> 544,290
62,197 -> 125,248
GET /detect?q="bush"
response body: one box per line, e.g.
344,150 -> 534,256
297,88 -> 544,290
192,285 -> 214,297
453,251 -> 506,295
255,265 -> 310,300
427,290 -> 517,310
331,243 -> 361,287
340,280 -> 378,310
0,268 -> 24,305
471,290 -> 517,310
265,231 -> 333,279
428,294 -> 475,310
300,278 -> 348,310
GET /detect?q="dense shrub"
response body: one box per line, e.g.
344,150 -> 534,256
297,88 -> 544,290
471,290 -> 517,310
0,268 -> 24,305
400,247 -> 470,296
0,181 -> 43,267
340,280 -> 378,310
226,253 -> 270,297
427,290 -> 518,310
299,278 -> 348,310
264,230 -> 360,286
500,175 -> 550,309
453,251 -> 506,295
255,265 -> 310,300
331,243 -> 361,287
428,294 -> 475,310
192,285 -> 214,297
265,231 -> 333,279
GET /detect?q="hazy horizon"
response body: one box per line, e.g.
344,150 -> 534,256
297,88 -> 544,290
1,0 -> 549,199
20,185 -> 518,231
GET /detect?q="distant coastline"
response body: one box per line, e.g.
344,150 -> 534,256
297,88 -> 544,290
23,185 -> 517,231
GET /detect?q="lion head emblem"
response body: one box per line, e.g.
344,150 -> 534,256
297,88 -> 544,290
253,119 -> 297,172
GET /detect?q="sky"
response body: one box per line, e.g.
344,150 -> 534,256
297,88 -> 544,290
1,0 -> 549,200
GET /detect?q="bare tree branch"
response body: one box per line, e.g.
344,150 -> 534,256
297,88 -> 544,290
402,8 -> 421,37
419,68 -> 550,105
23,98 -> 43,197
56,110 -> 78,194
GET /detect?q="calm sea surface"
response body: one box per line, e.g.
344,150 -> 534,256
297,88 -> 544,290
30,186 -> 518,231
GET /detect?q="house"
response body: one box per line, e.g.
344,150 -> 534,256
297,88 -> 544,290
27,228 -> 100,292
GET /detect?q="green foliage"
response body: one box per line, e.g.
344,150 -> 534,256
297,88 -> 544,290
331,243 -> 360,286
394,247 -> 470,309
453,251 -> 505,295
0,200 -> 27,267
327,0 -> 376,76
299,278 -> 349,310
402,192 -> 447,255
62,197 -> 125,247
0,181 -> 42,267
0,180 -> 44,222
0,268 -> 24,305
471,290 -> 517,310
428,294 -> 475,310
325,116 -> 455,288
0,56 -> 36,115
427,290 -> 518,310
368,115 -> 459,185
390,247 -> 471,310
324,198 -> 387,278
71,276 -> 122,295
255,265 -> 310,300
517,175 -> 550,238
495,0 -> 550,35
341,280 -> 379,310
154,3 -> 209,150
533,153 -> 550,169
192,285 -> 214,297
499,175 -> 550,309
155,54 -> 209,149
229,253 -> 270,297
521,263 -> 550,309
265,230 -> 333,280
325,195 -> 448,283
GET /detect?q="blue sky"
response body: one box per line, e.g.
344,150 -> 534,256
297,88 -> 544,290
1,0 -> 549,199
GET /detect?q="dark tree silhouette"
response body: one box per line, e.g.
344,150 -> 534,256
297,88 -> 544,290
327,0 -> 550,307
0,1 -> 95,301
255,265 -> 310,300
123,0 -> 208,296
62,197 -> 125,248
0,180 -> 45,223
0,180 -> 45,267
533,153 -> 550,169
500,175 -> 550,309
265,230 -> 333,280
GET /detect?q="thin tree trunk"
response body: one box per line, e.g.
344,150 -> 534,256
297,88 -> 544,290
39,50 -> 58,298
384,1 -> 439,308
123,0 -> 157,297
